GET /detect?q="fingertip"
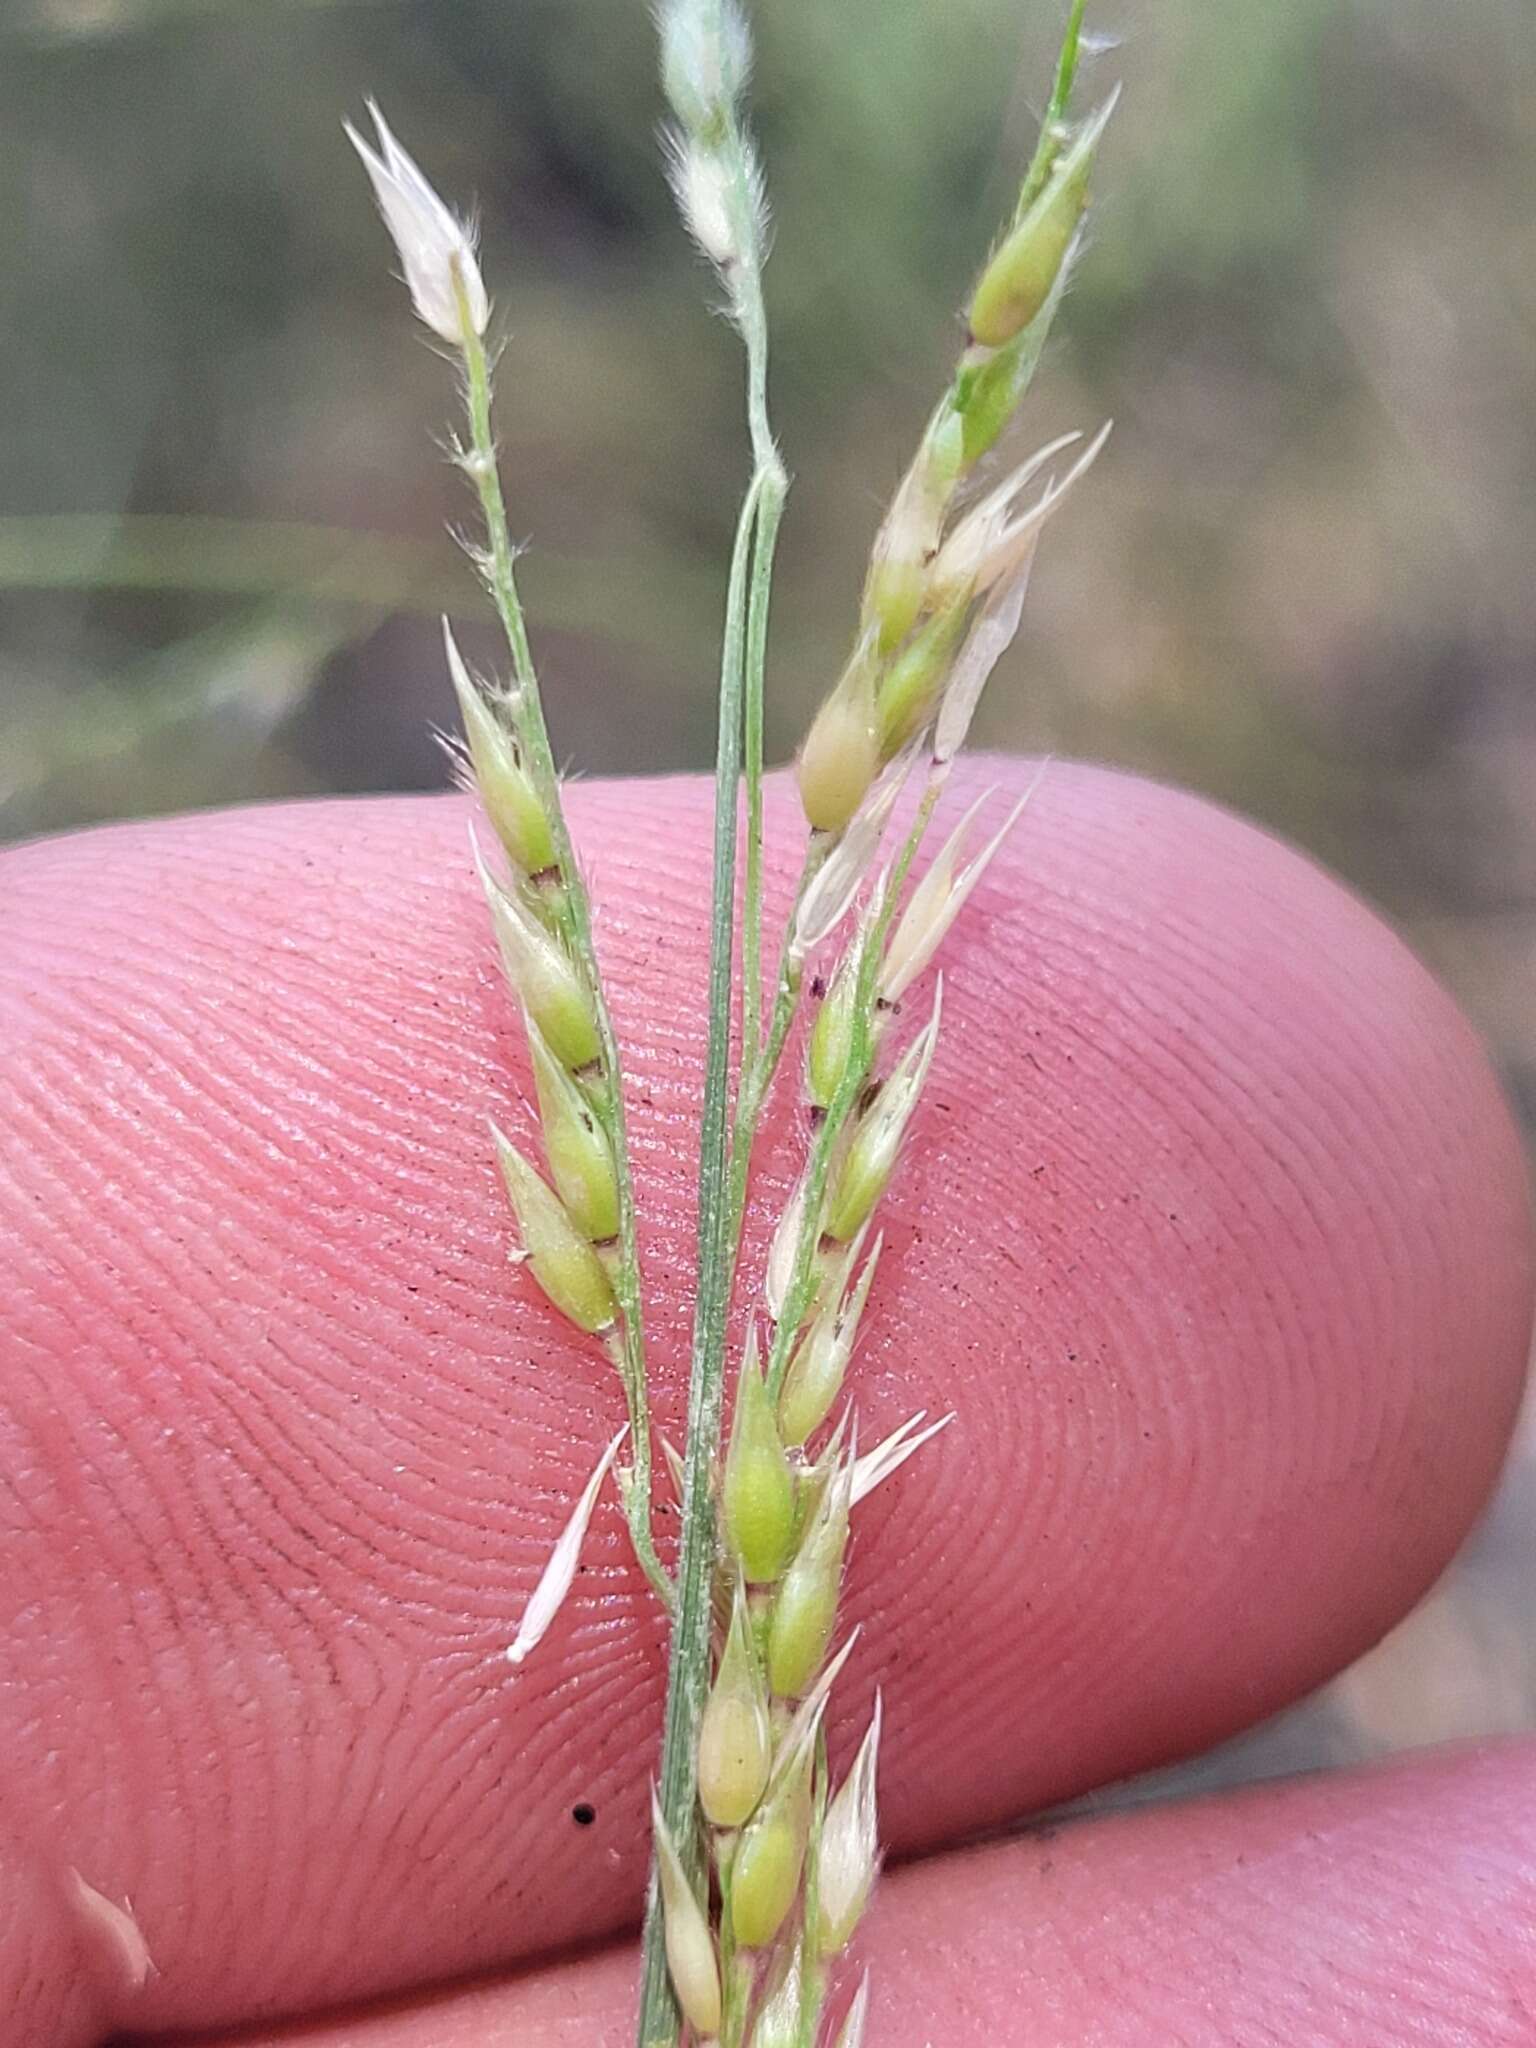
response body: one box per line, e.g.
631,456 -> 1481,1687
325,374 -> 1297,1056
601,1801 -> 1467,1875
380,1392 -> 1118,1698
840,755 -> 1533,1831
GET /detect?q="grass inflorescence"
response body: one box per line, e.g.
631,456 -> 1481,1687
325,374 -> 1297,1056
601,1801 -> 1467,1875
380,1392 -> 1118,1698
349,3 -> 1115,2040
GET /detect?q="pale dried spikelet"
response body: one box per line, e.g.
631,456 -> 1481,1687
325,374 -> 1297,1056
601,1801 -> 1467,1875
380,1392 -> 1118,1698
969,88 -> 1119,348
67,1872 -> 155,1992
472,836 -> 602,1071
650,1785 -> 723,2037
780,1230 -> 882,1448
931,420 -> 1111,603
748,1932 -> 804,2048
793,747 -> 912,956
824,979 -> 943,1243
699,1574 -> 773,1826
881,789 -> 987,993
491,1124 -> 618,1334
833,1974 -> 871,2048
850,1409 -> 955,1507
931,549 -> 1036,768
658,0 -> 752,133
923,429 -> 1080,610
442,622 -> 555,877
667,135 -> 739,268
880,772 -> 1044,1003
507,1425 -> 628,1665
661,1432 -> 688,1503
925,445 -> 1113,779
764,1171 -> 808,1325
346,102 -> 488,344
816,1692 -> 882,1952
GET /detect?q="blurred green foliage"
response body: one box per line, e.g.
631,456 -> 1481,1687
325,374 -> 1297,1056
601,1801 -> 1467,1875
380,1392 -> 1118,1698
1,0 -> 1533,1100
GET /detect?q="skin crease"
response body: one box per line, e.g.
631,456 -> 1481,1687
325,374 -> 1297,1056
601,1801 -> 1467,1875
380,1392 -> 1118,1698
202,1742 -> 1536,2047
0,757 -> 1530,2046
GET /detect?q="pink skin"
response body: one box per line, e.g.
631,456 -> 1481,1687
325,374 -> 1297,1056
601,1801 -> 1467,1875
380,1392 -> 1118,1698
0,757 -> 1530,2047
245,1742 -> 1536,2047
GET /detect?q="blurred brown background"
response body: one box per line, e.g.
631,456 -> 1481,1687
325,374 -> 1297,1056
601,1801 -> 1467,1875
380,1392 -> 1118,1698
1,0 -> 1531,1793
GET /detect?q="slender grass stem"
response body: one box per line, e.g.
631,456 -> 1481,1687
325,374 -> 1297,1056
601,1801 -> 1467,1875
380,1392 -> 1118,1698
639,13 -> 789,2030
636,466 -> 765,2048
740,479 -> 783,1081
1015,0 -> 1089,219
737,226 -> 786,1082
456,287 -> 670,1609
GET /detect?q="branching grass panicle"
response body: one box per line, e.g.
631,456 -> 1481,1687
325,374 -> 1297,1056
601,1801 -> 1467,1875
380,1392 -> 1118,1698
349,3 -> 1116,2040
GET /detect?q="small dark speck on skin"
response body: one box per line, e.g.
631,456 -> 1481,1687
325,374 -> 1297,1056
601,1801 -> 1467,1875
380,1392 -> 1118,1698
572,1803 -> 596,1826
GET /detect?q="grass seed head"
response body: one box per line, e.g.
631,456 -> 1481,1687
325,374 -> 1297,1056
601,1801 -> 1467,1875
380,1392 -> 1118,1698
699,1573 -> 773,1827
491,1124 -> 618,1333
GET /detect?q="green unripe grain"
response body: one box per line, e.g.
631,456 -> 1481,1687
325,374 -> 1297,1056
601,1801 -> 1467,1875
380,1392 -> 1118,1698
766,1461 -> 851,1698
526,1022 -> 620,1241
875,601 -> 969,757
722,1340 -> 798,1583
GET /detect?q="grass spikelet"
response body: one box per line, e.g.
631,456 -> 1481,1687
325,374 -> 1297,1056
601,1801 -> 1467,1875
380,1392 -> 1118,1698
651,1785 -> 724,2037
491,1124 -> 618,1334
